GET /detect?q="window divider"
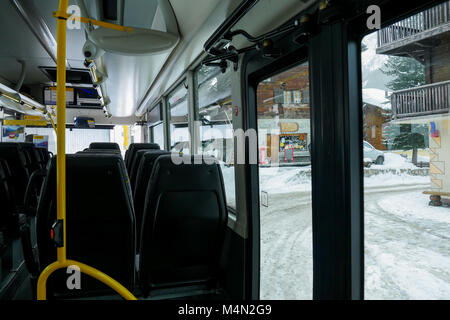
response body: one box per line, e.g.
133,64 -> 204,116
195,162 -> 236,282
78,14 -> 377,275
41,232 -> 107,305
187,70 -> 196,155
162,97 -> 170,151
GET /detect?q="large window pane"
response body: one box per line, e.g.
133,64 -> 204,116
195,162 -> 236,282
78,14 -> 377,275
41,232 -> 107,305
257,62 -> 312,299
194,64 -> 235,208
362,2 -> 450,299
152,123 -> 165,150
148,103 -> 165,149
24,127 -> 112,154
168,82 -> 190,154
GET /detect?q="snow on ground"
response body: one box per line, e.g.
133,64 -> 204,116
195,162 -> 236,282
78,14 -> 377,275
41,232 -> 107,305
259,152 -> 430,195
258,151 -> 450,300
365,191 -> 450,300
364,173 -> 429,188
259,166 -> 311,194
375,152 -> 417,169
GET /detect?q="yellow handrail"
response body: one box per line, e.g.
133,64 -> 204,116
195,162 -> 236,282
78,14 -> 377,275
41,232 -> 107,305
48,114 -> 57,133
52,11 -> 133,33
36,0 -> 137,300
37,260 -> 137,300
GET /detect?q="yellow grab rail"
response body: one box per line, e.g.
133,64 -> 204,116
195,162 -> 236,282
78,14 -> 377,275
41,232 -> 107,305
52,11 -> 133,33
47,114 -> 57,133
36,0 -> 137,300
37,260 -> 137,300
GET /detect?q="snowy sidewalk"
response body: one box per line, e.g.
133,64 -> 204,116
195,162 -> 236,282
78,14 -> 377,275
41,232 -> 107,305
258,151 -> 449,300
260,187 -> 450,300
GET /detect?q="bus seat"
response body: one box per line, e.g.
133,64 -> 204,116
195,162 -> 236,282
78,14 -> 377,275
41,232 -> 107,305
132,150 -> 169,248
129,149 -> 154,191
0,160 -> 19,238
124,149 -> 129,166
139,155 -> 228,297
20,143 -> 43,172
35,154 -> 136,298
125,143 -> 160,172
0,159 -> 17,213
0,143 -> 31,209
89,142 -> 121,151
36,147 -> 51,168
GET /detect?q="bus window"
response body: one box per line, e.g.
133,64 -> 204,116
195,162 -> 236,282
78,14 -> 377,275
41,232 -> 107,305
168,82 -> 190,154
257,62 -> 312,299
151,123 -> 165,150
25,127 -> 113,154
194,64 -> 235,208
362,2 -> 450,299
148,103 -> 165,149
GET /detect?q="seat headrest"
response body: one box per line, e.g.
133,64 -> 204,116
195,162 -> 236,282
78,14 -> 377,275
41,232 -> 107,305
61,153 -> 123,163
151,155 -> 223,191
134,150 -> 169,194
141,150 -> 170,164
0,143 -> 27,163
126,143 -> 161,171
81,149 -> 121,155
129,143 -> 160,150
89,142 -> 121,151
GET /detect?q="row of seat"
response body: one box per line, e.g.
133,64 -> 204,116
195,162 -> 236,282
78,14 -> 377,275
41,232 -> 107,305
23,143 -> 228,299
0,143 -> 50,239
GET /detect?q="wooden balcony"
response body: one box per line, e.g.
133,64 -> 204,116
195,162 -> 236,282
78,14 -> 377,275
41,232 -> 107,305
391,80 -> 450,119
377,1 -> 450,56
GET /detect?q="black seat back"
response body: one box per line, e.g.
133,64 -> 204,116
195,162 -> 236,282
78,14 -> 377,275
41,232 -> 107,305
20,143 -> 43,172
0,159 -> 17,211
0,143 -> 30,208
129,149 -> 152,191
133,150 -> 169,247
125,143 -> 160,172
36,147 -> 51,168
0,160 -> 18,237
139,155 -> 228,295
89,142 -> 121,151
36,154 -> 136,298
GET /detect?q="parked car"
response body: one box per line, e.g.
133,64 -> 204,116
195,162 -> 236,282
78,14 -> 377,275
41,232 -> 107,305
363,141 -> 384,165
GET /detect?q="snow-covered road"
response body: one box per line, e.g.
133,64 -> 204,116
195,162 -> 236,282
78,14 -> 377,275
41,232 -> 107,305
365,188 -> 450,300
260,184 -> 450,300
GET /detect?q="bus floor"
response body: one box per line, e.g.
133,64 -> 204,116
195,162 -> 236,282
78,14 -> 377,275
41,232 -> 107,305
9,270 -> 229,300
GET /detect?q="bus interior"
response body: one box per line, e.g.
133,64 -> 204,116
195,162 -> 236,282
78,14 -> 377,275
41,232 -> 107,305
0,0 -> 449,300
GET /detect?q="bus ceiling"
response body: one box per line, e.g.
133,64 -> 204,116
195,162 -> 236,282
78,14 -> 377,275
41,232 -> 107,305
0,0 -> 318,120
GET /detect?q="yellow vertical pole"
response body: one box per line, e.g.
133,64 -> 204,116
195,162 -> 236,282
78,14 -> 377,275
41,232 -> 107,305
124,126 -> 129,150
56,0 -> 68,263
37,0 -> 137,300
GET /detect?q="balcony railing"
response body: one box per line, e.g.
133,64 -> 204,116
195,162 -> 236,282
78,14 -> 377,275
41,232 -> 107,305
378,1 -> 450,47
391,81 -> 450,119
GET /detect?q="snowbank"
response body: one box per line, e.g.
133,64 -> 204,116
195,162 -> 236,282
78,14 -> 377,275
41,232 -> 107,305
378,192 -> 450,225
365,191 -> 450,300
259,166 -> 311,194
259,152 -> 430,195
376,152 -> 417,169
